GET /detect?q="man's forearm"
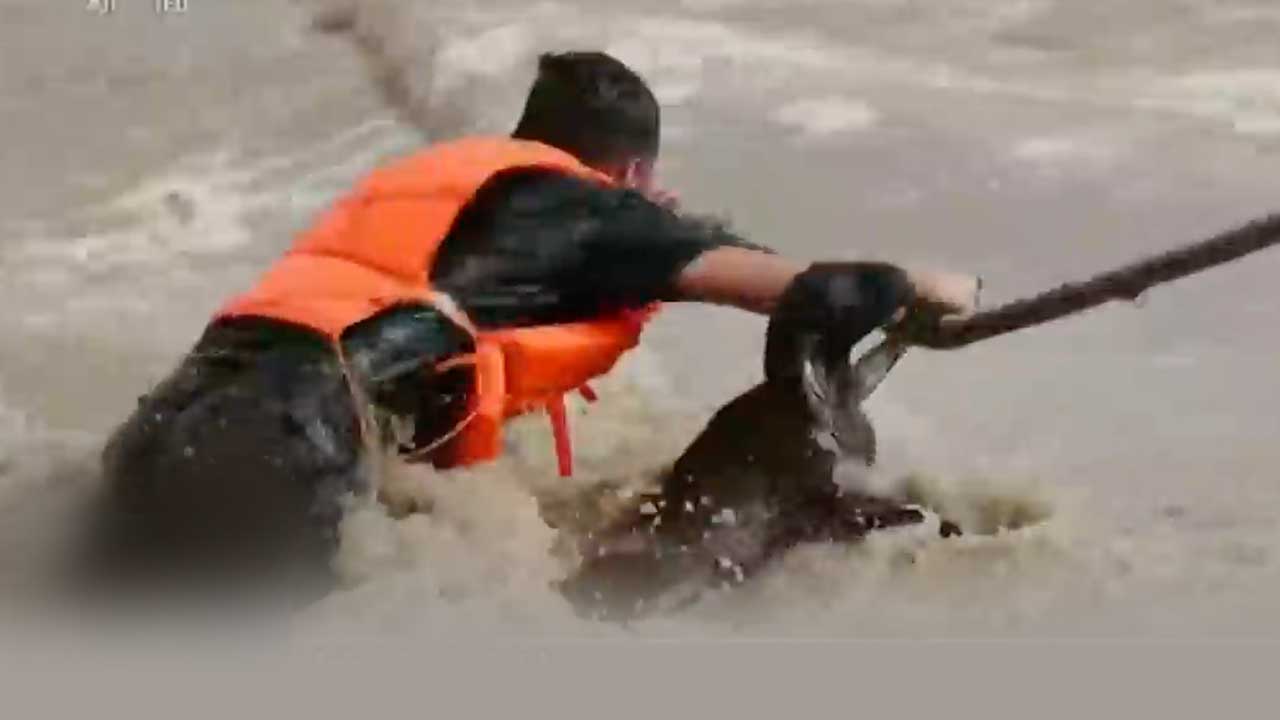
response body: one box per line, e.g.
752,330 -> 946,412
675,247 -> 981,320
673,247 -> 806,314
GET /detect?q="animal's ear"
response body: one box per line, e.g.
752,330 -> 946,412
803,345 -> 883,464
797,336 -> 834,428
770,324 -> 841,433
846,339 -> 908,404
830,401 -> 877,466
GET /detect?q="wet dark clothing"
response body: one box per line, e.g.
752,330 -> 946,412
89,169 -> 763,593
91,319 -> 359,597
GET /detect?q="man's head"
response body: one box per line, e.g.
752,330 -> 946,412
512,51 -> 661,192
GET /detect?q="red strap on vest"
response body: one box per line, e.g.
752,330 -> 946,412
546,384 -> 599,477
547,397 -> 572,478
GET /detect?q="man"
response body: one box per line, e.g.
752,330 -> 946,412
89,51 -> 977,598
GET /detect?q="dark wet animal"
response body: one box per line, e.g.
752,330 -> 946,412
558,263 -> 961,619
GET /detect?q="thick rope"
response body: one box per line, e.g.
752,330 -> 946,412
904,212 -> 1280,350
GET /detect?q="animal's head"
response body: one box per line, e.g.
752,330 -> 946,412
763,263 -> 912,461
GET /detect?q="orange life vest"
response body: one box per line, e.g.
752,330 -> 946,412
215,136 -> 659,476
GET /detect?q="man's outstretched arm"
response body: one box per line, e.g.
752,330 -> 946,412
432,171 -> 978,326
673,245 -> 981,320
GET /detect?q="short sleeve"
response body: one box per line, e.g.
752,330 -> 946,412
431,170 -> 773,327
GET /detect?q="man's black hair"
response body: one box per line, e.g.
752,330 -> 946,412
512,51 -> 660,170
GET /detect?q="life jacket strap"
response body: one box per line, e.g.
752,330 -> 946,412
545,383 -> 599,478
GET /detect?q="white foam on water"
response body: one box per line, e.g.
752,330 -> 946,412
326,0 -> 1156,149
294,350 -> 698,638
375,2 -> 955,117
3,157 -> 243,274
1010,134 -> 1122,171
435,25 -> 536,90
772,96 -> 879,138
1,117 -> 412,340
679,0 -> 752,12
1138,70 -> 1280,137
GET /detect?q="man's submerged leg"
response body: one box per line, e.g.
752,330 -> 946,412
78,322 -> 368,608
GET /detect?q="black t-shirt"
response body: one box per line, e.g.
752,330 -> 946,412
430,168 -> 771,328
